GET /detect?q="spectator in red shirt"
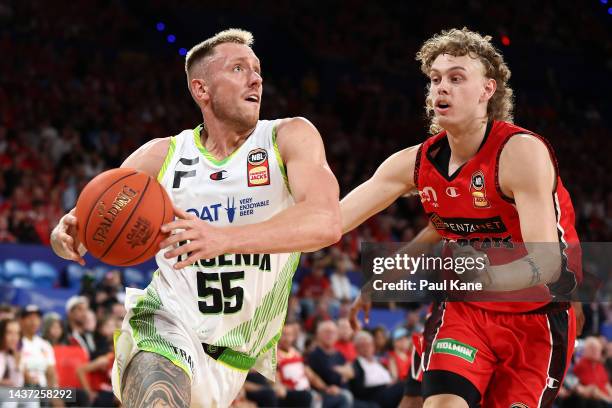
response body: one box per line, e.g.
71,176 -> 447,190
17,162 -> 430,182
573,337 -> 612,404
335,318 -> 357,362
299,262 -> 333,318
388,327 -> 411,382
299,263 -> 332,299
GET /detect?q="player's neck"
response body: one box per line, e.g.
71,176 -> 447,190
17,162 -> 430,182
201,119 -> 256,160
445,118 -> 488,164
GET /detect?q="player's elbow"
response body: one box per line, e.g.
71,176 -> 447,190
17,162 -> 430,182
540,246 -> 563,285
318,215 -> 342,247
311,210 -> 342,249
325,221 -> 343,246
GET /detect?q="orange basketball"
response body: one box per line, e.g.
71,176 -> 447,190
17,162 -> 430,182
75,168 -> 174,266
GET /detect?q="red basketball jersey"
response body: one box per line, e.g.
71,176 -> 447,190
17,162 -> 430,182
414,120 -> 581,312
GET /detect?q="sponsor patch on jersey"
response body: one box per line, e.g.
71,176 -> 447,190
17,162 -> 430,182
418,186 -> 439,207
509,403 -> 529,408
239,196 -> 270,217
470,170 -> 490,208
433,338 -> 477,363
247,148 -> 270,187
428,214 -> 508,236
187,198 -> 236,223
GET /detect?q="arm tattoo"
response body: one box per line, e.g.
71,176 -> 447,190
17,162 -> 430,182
121,351 -> 191,408
525,257 -> 541,286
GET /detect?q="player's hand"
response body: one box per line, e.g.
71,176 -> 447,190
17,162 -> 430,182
448,242 -> 491,287
50,208 -> 86,265
160,205 -> 231,269
349,290 -> 372,331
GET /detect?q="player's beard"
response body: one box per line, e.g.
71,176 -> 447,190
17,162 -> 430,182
210,94 -> 259,132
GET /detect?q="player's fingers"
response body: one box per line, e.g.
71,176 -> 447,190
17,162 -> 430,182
164,240 -> 200,260
173,252 -> 203,270
363,300 -> 372,325
160,219 -> 193,233
64,213 -> 78,226
159,230 -> 196,250
172,205 -> 197,220
58,231 -> 73,246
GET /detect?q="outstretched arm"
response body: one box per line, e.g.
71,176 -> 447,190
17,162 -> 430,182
341,145 -> 420,233
161,117 -> 341,267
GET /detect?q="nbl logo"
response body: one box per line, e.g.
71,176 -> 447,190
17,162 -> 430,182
247,148 -> 270,187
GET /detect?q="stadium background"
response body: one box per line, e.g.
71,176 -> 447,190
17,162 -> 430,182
0,0 -> 610,406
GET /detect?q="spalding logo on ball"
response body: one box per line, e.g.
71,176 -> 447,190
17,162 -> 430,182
75,168 -> 174,266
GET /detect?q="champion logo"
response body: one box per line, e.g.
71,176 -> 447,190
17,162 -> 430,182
445,187 -> 460,198
546,377 -> 560,389
210,170 -> 228,181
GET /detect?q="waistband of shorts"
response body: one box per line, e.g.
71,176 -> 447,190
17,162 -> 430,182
523,301 -> 570,315
202,343 -> 257,371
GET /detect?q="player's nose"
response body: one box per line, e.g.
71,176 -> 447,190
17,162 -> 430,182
248,70 -> 263,88
436,78 -> 449,94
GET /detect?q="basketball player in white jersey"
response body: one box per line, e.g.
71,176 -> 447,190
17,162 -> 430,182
50,28 -> 341,407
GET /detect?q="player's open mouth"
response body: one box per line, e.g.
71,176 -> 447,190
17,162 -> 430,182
245,94 -> 260,103
435,101 -> 451,113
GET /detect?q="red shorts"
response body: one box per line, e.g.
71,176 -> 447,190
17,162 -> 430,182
422,302 -> 575,408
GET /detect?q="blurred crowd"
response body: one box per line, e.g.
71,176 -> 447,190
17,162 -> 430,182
0,0 -> 611,406
1,294 -> 612,407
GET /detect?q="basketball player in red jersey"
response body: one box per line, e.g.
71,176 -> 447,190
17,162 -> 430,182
342,28 -> 583,408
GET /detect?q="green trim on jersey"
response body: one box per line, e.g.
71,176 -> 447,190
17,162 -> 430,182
216,348 -> 257,371
129,287 -> 193,380
193,125 -> 242,166
215,252 -> 301,355
272,125 -> 290,191
157,136 -> 177,182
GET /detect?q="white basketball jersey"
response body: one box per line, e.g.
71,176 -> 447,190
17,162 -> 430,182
153,119 -> 299,378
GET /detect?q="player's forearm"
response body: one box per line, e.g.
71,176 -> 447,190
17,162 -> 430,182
484,245 -> 562,291
340,182 -> 402,234
364,226 -> 442,293
224,200 -> 341,254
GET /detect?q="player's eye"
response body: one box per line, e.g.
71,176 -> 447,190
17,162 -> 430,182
431,77 -> 440,84
233,65 -> 242,72
451,76 -> 462,83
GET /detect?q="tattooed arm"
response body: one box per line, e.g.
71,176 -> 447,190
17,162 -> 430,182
121,352 -> 191,408
480,134 -> 563,291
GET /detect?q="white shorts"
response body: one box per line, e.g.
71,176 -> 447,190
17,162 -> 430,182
111,287 -> 250,408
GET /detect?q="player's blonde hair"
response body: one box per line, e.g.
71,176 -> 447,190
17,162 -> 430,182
184,28 -> 254,83
416,27 -> 514,134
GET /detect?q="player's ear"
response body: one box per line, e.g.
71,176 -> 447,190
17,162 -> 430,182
190,78 -> 209,102
480,78 -> 497,103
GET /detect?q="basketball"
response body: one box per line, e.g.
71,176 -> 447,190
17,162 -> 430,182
75,168 -> 174,266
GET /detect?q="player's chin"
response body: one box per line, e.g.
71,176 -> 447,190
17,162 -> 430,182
436,115 -> 457,128
240,107 -> 260,127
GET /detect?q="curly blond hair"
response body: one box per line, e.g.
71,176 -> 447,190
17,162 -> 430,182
416,27 -> 514,134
